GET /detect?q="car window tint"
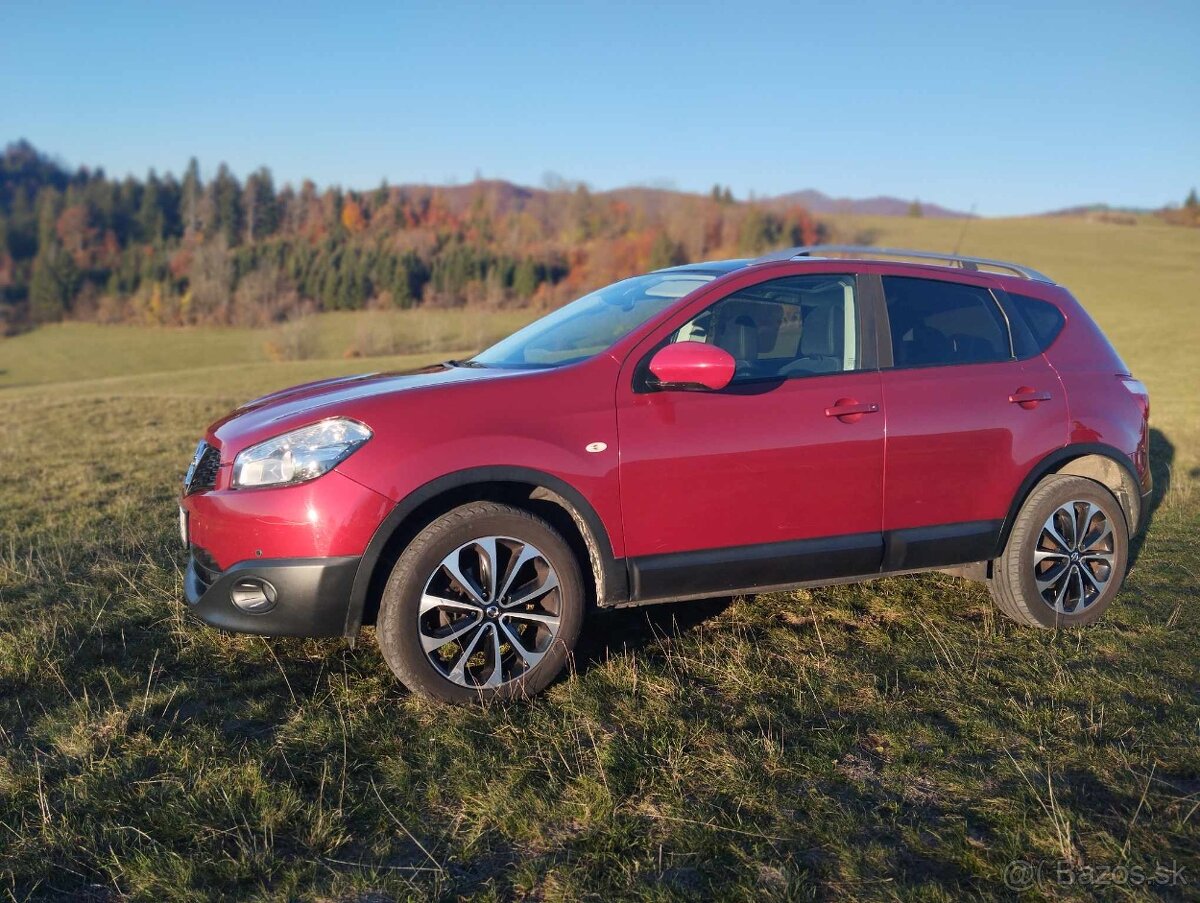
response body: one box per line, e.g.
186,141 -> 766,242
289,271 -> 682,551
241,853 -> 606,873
668,275 -> 858,383
883,276 -> 1012,368
1009,291 -> 1066,352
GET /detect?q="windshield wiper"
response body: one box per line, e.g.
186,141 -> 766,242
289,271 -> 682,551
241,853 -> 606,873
444,359 -> 487,369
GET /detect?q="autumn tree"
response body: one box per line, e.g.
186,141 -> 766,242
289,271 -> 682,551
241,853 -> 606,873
186,236 -> 233,323
1,140 -> 831,328
341,198 -> 367,234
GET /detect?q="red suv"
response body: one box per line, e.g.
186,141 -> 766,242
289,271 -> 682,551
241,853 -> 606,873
181,246 -> 1151,703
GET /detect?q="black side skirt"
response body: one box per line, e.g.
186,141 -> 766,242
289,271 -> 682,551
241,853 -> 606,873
624,520 -> 1001,604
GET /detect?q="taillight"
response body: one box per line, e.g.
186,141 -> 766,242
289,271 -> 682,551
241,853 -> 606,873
1118,375 -> 1150,419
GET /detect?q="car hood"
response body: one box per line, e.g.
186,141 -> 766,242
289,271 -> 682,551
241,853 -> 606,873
208,362 -> 526,452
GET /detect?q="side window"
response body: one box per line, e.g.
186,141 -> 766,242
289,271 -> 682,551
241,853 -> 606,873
1009,291 -> 1065,352
883,276 -> 1013,368
668,275 -> 859,382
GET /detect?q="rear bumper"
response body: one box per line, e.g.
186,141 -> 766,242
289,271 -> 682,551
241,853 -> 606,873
184,549 -> 360,637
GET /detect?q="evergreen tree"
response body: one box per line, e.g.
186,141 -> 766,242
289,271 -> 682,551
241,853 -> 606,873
512,257 -> 538,298
212,164 -> 242,246
137,170 -> 164,243
29,246 -> 78,322
243,167 -> 277,243
649,232 -> 685,270
181,157 -> 202,235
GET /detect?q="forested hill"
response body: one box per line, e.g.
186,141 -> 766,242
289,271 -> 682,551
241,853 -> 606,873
0,141 -> 826,331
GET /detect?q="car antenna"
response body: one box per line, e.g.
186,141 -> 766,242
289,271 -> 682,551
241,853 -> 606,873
952,203 -> 977,255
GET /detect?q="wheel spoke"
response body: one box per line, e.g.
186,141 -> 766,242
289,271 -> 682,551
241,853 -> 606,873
503,570 -> 560,609
482,624 -> 505,688
440,552 -> 486,605
1079,564 -> 1106,596
1078,503 -> 1102,548
1071,567 -> 1087,610
497,544 -> 539,602
475,537 -> 499,601
448,621 -> 488,684
422,614 -> 482,654
1034,548 -> 1069,565
1036,560 -> 1069,592
1051,568 -> 1072,612
1063,504 -> 1081,549
420,592 -> 479,615
1081,521 -> 1112,553
502,609 -> 560,629
1042,519 -> 1073,554
499,620 -> 545,669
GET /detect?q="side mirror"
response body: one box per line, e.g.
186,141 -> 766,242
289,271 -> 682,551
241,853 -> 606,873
648,341 -> 735,391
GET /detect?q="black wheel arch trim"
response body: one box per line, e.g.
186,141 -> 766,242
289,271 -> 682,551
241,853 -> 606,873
996,442 -> 1144,557
342,465 -> 627,638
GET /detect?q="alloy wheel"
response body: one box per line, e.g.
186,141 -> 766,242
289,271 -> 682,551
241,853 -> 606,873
417,535 -> 562,689
1033,501 -> 1116,614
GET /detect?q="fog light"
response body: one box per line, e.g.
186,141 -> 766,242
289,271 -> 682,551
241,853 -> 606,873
230,577 -> 278,613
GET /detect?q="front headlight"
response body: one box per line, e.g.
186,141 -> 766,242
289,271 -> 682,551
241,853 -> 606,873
232,418 -> 372,489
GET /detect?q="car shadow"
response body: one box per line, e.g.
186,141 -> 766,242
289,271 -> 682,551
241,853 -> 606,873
1129,427 -> 1173,567
572,595 -> 735,677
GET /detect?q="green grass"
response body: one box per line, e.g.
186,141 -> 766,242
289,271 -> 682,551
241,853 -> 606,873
0,308 -> 537,390
1,217 -> 1198,900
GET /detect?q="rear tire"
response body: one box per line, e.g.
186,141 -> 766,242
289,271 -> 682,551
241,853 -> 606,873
987,475 -> 1128,628
376,501 -> 585,703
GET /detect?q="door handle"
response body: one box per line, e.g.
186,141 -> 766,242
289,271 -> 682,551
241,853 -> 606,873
825,398 -> 880,423
1009,386 -> 1051,409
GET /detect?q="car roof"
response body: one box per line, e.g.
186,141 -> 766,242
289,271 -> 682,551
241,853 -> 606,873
652,259 -> 752,276
654,246 -> 1055,285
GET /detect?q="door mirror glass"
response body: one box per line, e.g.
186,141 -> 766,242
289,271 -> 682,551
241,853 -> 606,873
648,341 -> 735,391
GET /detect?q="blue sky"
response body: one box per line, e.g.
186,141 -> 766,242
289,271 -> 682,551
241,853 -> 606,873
2,1 -> 1196,216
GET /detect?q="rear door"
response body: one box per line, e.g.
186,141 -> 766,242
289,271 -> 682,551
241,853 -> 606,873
874,269 -> 1068,570
615,265 -> 886,601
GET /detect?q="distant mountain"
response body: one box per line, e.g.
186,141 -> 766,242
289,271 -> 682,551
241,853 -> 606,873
766,189 -> 973,218
1036,203 -> 1154,218
395,181 -> 974,219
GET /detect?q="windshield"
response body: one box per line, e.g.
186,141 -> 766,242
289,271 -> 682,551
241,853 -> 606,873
470,272 -> 716,369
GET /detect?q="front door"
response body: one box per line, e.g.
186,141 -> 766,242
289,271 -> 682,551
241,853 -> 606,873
615,269 -> 886,601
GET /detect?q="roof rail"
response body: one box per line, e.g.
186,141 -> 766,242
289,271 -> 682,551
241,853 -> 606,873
752,244 -> 1054,283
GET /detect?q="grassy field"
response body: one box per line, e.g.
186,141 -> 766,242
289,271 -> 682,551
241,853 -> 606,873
0,307 -> 537,391
0,217 -> 1197,900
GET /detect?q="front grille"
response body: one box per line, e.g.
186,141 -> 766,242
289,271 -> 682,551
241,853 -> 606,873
186,442 -> 222,494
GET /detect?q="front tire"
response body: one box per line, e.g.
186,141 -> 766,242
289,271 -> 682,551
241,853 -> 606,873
988,475 -> 1129,628
376,501 -> 585,703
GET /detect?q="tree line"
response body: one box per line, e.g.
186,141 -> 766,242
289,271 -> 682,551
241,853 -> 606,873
0,141 -> 827,332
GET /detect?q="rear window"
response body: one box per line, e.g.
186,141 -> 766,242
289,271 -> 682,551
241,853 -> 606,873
883,276 -> 1013,368
1009,292 -> 1065,352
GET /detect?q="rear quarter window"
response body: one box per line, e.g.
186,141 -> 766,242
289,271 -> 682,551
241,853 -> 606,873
1010,292 -> 1065,352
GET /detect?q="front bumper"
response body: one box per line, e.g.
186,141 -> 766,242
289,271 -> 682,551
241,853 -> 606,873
184,549 -> 360,637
